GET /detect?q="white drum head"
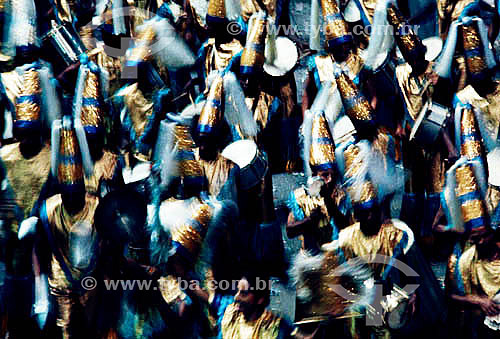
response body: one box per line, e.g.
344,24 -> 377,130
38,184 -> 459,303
487,147 -> 500,187
422,37 -> 443,62
221,140 -> 258,168
264,37 -> 298,77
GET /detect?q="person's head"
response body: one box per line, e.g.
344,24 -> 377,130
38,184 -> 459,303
470,226 -> 498,257
328,41 -> 353,63
234,272 -> 270,321
354,203 -> 382,235
85,129 -> 105,161
198,134 -> 220,161
13,124 -> 42,147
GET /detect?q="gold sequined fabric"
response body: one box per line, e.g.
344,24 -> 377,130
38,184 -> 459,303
460,108 -> 482,160
336,73 -> 373,121
305,251 -> 352,316
240,16 -> 267,69
0,143 -> 51,219
85,150 -> 118,195
16,69 -> 41,122
165,198 -> 213,260
158,275 -> 188,305
122,83 -> 154,138
58,129 -> 84,185
204,39 -> 244,78
207,0 -> 226,18
197,151 -> 235,198
221,303 -> 282,339
293,187 -> 331,247
455,164 -> 478,196
337,221 -> 405,277
309,113 -> 335,168
81,72 -> 103,128
199,75 -> 224,130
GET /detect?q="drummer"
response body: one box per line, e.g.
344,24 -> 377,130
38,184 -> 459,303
446,225 -> 500,338
287,111 -> 349,255
225,11 -> 301,173
302,0 -> 364,117
394,32 -> 461,245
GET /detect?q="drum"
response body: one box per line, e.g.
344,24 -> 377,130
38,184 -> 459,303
264,37 -> 299,77
396,36 -> 443,63
381,285 -> 411,330
410,100 -> 450,149
221,140 -> 268,190
42,20 -> 87,67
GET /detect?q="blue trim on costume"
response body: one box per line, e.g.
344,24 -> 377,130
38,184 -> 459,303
13,120 -> 42,130
82,97 -> 100,107
58,155 -> 82,165
240,65 -> 261,75
16,95 -> 40,105
314,137 -> 335,144
206,15 -> 227,25
464,217 -> 487,231
83,126 -> 102,135
457,191 -> 481,203
311,162 -> 335,172
198,124 -> 216,134
326,35 -> 353,50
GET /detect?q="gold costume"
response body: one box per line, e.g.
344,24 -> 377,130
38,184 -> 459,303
84,150 -> 119,196
336,220 -> 412,279
246,91 -> 275,131
456,245 -> 500,298
220,303 -> 283,338
0,143 -> 51,224
44,194 -> 99,292
203,38 -> 243,80
241,0 -> 277,21
43,193 -> 99,338
456,84 -> 500,140
196,151 -> 236,198
437,0 -> 475,39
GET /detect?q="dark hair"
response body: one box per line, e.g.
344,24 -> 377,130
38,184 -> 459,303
239,264 -> 272,306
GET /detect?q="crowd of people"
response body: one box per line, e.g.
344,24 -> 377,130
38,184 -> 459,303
0,0 -> 498,338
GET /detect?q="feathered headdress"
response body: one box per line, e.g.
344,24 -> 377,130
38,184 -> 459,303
441,156 -> 488,233
13,62 -> 60,134
73,57 -> 109,136
334,66 -> 375,138
240,11 -> 268,76
309,0 -> 352,51
434,16 -> 496,82
51,116 -> 93,194
197,70 -> 258,140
